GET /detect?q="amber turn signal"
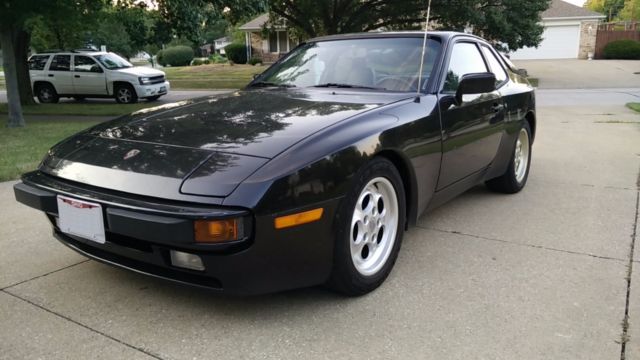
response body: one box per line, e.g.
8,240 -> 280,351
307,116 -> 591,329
274,208 -> 324,229
194,219 -> 241,243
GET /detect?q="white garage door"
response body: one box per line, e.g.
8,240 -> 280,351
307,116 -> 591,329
510,24 -> 580,60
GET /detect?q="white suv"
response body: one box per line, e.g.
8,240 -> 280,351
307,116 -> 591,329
28,50 -> 170,104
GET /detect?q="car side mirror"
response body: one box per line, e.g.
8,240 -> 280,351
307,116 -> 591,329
253,73 -> 260,80
455,72 -> 496,104
91,65 -> 103,73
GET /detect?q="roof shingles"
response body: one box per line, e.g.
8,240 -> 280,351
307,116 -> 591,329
543,0 -> 606,19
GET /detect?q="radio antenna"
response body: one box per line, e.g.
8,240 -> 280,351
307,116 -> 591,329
415,0 -> 432,102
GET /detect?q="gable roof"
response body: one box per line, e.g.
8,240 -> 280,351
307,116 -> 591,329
542,0 -> 606,19
239,14 -> 269,30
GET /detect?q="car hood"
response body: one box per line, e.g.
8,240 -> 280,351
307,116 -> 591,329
113,66 -> 165,77
85,89 -> 407,158
40,90 -> 412,199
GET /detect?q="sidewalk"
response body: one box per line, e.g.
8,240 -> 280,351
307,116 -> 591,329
514,59 -> 640,89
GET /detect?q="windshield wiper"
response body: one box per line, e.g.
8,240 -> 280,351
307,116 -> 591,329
313,83 -> 384,90
248,81 -> 296,88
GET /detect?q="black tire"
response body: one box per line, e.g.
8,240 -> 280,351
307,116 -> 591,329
146,95 -> 161,102
486,121 -> 532,194
327,157 -> 406,296
35,83 -> 59,104
114,84 -> 138,104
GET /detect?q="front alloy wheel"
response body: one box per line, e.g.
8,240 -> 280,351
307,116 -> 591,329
327,157 -> 406,296
350,177 -> 399,277
115,85 -> 138,104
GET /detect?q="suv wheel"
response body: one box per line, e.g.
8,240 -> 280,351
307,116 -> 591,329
115,84 -> 138,104
36,83 -> 59,104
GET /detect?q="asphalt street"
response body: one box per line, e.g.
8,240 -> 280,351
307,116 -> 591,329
0,88 -> 639,359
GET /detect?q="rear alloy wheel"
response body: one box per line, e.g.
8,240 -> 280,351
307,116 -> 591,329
327,158 -> 406,296
115,84 -> 138,104
486,122 -> 532,193
36,83 -> 59,104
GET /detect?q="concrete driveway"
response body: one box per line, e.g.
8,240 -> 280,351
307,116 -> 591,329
1,88 -> 639,359
513,59 -> 640,89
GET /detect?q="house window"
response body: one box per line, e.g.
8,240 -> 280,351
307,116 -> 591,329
268,31 -> 290,53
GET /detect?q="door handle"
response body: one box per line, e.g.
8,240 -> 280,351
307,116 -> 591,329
48,74 -> 54,77
74,75 -> 80,78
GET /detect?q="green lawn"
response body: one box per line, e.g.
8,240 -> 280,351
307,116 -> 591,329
0,102 -> 157,116
627,103 -> 640,113
164,64 -> 266,89
0,117 -> 100,181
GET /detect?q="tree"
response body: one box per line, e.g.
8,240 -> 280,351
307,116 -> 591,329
267,0 -> 551,51
619,0 -> 640,20
0,0 -> 48,127
586,0 -> 625,21
1,0 -> 105,127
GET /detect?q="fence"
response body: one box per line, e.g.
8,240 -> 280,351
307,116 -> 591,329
595,22 -> 640,58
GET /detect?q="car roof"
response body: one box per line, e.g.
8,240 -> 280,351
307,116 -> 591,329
308,31 -> 485,43
32,51 -> 109,56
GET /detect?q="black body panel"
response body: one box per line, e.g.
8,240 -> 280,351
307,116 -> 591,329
14,31 -> 536,294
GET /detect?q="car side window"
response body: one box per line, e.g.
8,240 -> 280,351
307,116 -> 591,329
28,55 -> 50,70
480,45 -> 508,86
74,56 -> 102,73
49,55 -> 71,72
442,42 -> 488,93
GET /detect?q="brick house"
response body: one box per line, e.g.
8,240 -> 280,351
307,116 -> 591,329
239,14 -> 298,63
511,0 -> 606,60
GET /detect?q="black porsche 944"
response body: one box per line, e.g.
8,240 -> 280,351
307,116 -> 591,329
15,32 -> 535,295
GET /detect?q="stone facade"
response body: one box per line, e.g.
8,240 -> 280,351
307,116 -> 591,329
579,20 -> 600,59
249,32 -> 281,63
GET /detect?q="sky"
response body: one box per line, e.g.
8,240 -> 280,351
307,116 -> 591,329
564,0 -> 587,6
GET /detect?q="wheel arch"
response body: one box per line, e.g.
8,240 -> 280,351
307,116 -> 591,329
374,150 -> 418,229
525,110 -> 536,144
32,80 -> 57,93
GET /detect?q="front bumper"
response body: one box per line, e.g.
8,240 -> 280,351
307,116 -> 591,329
134,81 -> 170,99
14,172 -> 338,295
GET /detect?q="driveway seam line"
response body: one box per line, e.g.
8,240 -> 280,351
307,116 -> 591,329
620,187 -> 639,360
418,225 -> 628,263
0,260 -> 90,291
1,289 -> 165,360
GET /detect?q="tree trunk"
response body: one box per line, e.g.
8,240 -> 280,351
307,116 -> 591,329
0,28 -> 26,128
14,29 -> 36,106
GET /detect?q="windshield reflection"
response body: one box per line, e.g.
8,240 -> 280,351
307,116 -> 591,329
93,53 -> 133,70
255,38 -> 442,92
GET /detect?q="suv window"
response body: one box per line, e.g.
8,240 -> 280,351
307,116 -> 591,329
49,55 -> 71,72
74,56 -> 102,73
481,45 -> 508,86
443,42 -> 488,93
29,55 -> 50,71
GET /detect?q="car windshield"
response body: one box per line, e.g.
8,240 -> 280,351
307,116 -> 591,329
93,53 -> 133,70
254,37 -> 442,92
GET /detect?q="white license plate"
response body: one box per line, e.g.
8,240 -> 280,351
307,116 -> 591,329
57,195 -> 106,244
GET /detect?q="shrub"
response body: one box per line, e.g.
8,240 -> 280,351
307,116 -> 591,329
204,59 -> 211,65
161,45 -> 195,66
191,58 -> 204,66
602,40 -> 640,60
209,53 -> 228,64
248,57 -> 262,66
156,50 -> 165,66
225,43 -> 247,64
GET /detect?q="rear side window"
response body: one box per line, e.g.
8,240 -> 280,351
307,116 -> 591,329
481,45 -> 508,86
49,55 -> 71,71
443,42 -> 488,93
28,55 -> 50,70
